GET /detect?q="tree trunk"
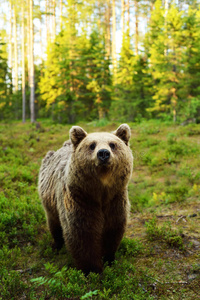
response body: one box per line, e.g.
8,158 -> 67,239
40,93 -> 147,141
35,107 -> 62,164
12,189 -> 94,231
27,0 -> 30,86
112,0 -> 117,79
60,0 -> 62,31
13,5 -> 18,92
46,0 -> 50,44
9,1 -> 13,93
127,0 -> 130,30
121,0 -> 125,36
105,0 -> 111,59
8,1 -> 13,94
164,0 -> 169,56
134,0 -> 139,55
22,0 -> 26,123
29,0 -> 35,123
39,1 -> 43,59
52,0 -> 56,40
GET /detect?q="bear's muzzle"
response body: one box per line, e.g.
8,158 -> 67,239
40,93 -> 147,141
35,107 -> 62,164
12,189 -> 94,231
97,149 -> 110,164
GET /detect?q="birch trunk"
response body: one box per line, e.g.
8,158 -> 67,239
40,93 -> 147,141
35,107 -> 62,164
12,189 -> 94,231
134,0 -> 139,55
13,5 -> 18,92
9,1 -> 13,93
46,0 -> 50,44
27,0 -> 30,85
164,0 -> 169,56
127,0 -> 130,29
22,0 -> 26,122
112,0 -> 117,79
60,0 -> 62,31
29,0 -> 35,123
105,0 -> 111,59
121,0 -> 125,36
52,0 -> 56,40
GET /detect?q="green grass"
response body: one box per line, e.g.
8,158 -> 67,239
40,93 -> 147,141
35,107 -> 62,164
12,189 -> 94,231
0,120 -> 200,299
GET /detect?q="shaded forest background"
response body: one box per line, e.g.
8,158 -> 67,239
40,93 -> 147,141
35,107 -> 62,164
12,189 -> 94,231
0,0 -> 200,124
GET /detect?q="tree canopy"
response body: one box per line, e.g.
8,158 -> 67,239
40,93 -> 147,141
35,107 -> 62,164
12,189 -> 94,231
0,0 -> 200,123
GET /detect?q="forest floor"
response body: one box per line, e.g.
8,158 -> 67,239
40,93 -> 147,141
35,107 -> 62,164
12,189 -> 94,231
0,119 -> 199,299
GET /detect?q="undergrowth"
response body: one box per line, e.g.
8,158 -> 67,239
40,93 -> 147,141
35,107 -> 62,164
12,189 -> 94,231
145,217 -> 185,250
0,120 -> 200,299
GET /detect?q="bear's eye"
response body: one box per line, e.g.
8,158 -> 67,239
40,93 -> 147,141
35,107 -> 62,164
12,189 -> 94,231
109,143 -> 116,150
90,143 -> 96,151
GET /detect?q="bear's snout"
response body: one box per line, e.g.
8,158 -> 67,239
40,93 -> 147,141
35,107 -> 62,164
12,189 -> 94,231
97,149 -> 110,164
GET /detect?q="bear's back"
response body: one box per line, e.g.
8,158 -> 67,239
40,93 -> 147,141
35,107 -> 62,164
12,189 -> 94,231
38,140 -> 73,203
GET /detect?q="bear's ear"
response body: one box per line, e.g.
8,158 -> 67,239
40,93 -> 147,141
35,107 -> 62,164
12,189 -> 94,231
70,126 -> 87,147
114,124 -> 131,145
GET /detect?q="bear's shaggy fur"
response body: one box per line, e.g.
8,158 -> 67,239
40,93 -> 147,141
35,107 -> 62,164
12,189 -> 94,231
38,124 -> 133,274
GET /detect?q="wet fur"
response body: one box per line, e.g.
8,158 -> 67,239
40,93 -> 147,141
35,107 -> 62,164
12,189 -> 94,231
38,124 -> 133,274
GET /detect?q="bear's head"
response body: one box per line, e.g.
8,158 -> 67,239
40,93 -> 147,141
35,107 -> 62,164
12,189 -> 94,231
69,124 -> 133,186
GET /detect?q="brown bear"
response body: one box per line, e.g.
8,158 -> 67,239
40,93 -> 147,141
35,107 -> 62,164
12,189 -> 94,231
38,124 -> 133,274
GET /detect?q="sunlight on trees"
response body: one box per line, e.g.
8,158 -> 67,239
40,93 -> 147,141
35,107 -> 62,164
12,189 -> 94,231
0,0 -> 200,123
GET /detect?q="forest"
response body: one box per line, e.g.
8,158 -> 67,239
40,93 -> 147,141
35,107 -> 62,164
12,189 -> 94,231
0,1 -> 200,299
0,0 -> 200,124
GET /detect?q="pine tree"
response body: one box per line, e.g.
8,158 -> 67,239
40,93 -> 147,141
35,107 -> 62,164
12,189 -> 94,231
39,27 -> 112,122
0,34 -> 9,119
181,8 -> 200,121
86,29 -> 112,120
110,29 -> 135,121
22,0 -> 26,123
29,0 -> 35,123
13,5 -> 18,92
146,0 -> 185,122
110,27 -> 152,122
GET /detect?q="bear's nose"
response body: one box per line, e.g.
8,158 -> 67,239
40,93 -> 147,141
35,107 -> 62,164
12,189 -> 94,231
97,149 -> 110,163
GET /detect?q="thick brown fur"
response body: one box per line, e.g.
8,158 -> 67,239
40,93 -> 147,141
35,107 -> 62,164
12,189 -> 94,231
38,124 -> 133,274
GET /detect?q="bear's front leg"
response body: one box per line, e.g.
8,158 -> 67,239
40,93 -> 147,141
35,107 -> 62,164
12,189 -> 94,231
45,207 -> 65,251
103,192 -> 129,265
103,224 -> 126,265
61,205 -> 104,275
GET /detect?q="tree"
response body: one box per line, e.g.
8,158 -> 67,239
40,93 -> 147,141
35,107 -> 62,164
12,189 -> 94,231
52,0 -> 56,41
0,34 -> 9,120
111,29 -> 135,122
112,0 -> 117,80
13,5 -> 18,92
145,0 -> 183,121
181,8 -> 200,121
29,0 -> 35,123
39,24 -> 112,123
8,0 -> 13,94
86,30 -> 112,119
22,0 -> 26,122
121,0 -> 125,35
105,0 -> 111,59
1,0 -> 200,123
145,0 -> 200,122
111,26 -> 153,122
134,0 -> 139,56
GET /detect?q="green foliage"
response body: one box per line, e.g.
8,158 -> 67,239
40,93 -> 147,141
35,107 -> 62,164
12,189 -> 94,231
1,2 -> 200,123
81,290 -> 99,299
39,28 -> 112,123
29,260 -> 153,300
145,1 -> 200,122
0,121 -> 199,299
110,29 -> 153,122
31,264 -> 87,298
0,33 -> 10,120
0,268 -> 27,298
118,237 -> 144,257
145,218 -> 184,250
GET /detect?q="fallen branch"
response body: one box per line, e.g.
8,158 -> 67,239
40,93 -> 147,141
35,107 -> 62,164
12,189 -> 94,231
176,215 -> 187,223
145,275 -> 188,285
15,268 -> 32,274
